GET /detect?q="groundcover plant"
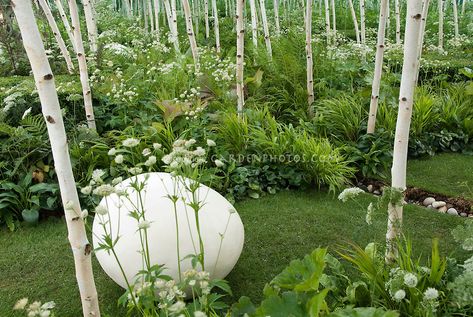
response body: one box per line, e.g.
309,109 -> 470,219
0,0 -> 472,315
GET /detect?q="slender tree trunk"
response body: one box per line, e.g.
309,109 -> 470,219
148,0 -> 155,31
305,0 -> 314,116
54,0 -> 77,53
438,0 -> 444,48
367,0 -> 389,134
11,1 -> 100,316
360,0 -> 366,44
462,0 -> 467,15
250,0 -> 258,47
204,0 -> 210,38
182,0 -> 199,68
171,0 -> 178,34
452,0 -> 459,40
164,0 -> 181,52
330,0 -> 336,40
236,0 -> 245,113
415,0 -> 431,84
395,0 -> 401,43
211,0 -> 221,52
386,0 -> 424,263
38,0 -> 75,73
260,0 -> 273,57
82,0 -> 98,54
347,0 -> 360,43
324,0 -> 331,44
154,0 -> 160,36
68,0 -> 97,129
274,0 -> 281,35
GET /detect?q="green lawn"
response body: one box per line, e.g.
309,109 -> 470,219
407,153 -> 473,200
0,189 -> 468,316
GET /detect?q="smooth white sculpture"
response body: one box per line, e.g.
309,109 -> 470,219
92,172 -> 245,289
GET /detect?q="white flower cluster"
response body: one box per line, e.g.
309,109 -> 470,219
13,298 -> 55,317
337,187 -> 365,202
162,139 -> 207,170
104,42 -> 132,57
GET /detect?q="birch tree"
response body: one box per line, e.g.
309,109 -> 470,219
154,0 -> 160,36
452,0 -> 459,41
330,0 -> 336,39
54,0 -> 77,53
68,0 -> 97,129
211,0 -> 221,52
395,0 -> 401,43
367,0 -> 389,133
204,0 -> 210,38
324,0 -> 331,44
305,0 -> 314,115
386,0 -> 424,263
274,0 -> 281,35
182,0 -> 199,68
249,0 -> 258,47
236,0 -> 245,113
360,0 -> 366,44
415,0 -> 431,84
37,0 -> 75,73
82,0 -> 98,54
11,1 -> 100,315
348,0 -> 361,43
260,0 -> 273,57
438,0 -> 444,48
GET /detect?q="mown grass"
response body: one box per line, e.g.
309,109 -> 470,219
407,153 -> 473,200
0,189 -> 468,316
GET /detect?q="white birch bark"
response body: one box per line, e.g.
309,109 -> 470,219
148,0 -> 155,31
68,0 -> 97,129
171,0 -> 178,35
154,0 -> 160,36
452,0 -> 459,41
211,0 -> 221,52
274,0 -> 281,35
305,0 -> 314,115
260,0 -> 273,57
82,0 -> 98,54
236,0 -> 245,113
38,0 -> 75,74
182,0 -> 199,68
11,1 -> 100,316
164,0 -> 180,52
250,0 -> 258,47
438,0 -> 444,48
324,0 -> 331,44
204,0 -> 210,38
360,0 -> 366,44
54,0 -> 77,53
348,0 -> 361,43
395,0 -> 401,43
415,0 -> 431,84
386,0 -> 424,263
330,0 -> 336,39
462,0 -> 467,15
367,0 -> 389,133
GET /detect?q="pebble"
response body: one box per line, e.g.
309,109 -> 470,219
367,185 -> 374,193
438,206 -> 447,213
447,208 -> 458,216
423,197 -> 436,206
373,190 -> 381,195
432,201 -> 447,208
427,205 -> 434,209
460,212 -> 468,217
469,214 -> 473,218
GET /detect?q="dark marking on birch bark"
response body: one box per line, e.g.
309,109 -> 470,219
72,216 -> 80,221
44,73 -> 53,80
414,13 -> 421,19
84,243 -> 92,255
401,97 -> 407,101
46,115 -> 55,123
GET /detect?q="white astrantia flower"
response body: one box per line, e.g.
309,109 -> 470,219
365,202 -> 374,225
138,220 -> 151,229
122,138 -> 140,147
13,298 -> 28,310
95,205 -> 108,215
153,143 -> 162,150
22,107 -> 32,120
112,177 -> 123,185
162,154 -> 172,165
170,161 -> 179,169
142,148 -> 152,157
215,159 -> 225,167
337,187 -> 365,202
393,289 -> 406,301
168,301 -> 185,313
194,311 -> 206,317
423,287 -> 439,301
108,148 -> 117,156
80,209 -> 88,218
206,139 -> 216,147
128,167 -> 143,175
185,139 -> 196,148
40,301 -> 55,310
173,139 -> 186,148
81,186 -> 92,195
194,147 -> 205,156
114,154 -> 124,164
93,184 -> 115,196
183,157 -> 192,166
404,272 -> 418,288
92,169 -> 106,182
145,156 -> 157,166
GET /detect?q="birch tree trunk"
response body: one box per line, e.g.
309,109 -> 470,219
182,0 -> 199,68
82,0 -> 98,54
415,0 -> 431,84
11,1 -> 100,316
211,0 -> 221,52
386,0 -> 424,263
38,0 -> 75,74
452,0 -> 459,41
204,0 -> 210,38
360,0 -> 366,44
54,0 -> 77,53
154,0 -> 160,36
462,0 -> 467,15
438,0 -> 444,48
236,0 -> 245,113
395,0 -> 401,43
347,0 -> 360,43
148,0 -> 155,31
164,0 -> 181,52
171,0 -> 178,37
324,0 -> 331,44
305,0 -> 314,115
274,0 -> 281,35
260,0 -> 273,57
367,0 -> 389,134
330,0 -> 336,40
68,0 -> 97,129
250,0 -> 258,47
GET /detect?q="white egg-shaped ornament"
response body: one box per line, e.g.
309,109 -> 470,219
92,172 -> 244,289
